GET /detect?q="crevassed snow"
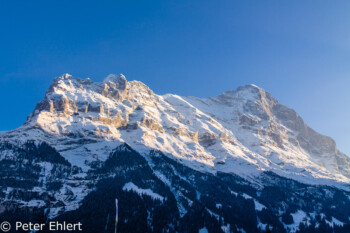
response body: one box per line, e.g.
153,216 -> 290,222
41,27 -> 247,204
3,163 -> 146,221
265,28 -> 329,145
122,182 -> 164,202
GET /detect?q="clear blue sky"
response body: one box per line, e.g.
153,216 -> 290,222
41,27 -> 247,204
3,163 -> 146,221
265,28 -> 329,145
1,1 -> 349,155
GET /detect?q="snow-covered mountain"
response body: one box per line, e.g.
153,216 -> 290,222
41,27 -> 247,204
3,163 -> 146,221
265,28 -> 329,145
1,74 -> 350,233
6,73 -> 350,184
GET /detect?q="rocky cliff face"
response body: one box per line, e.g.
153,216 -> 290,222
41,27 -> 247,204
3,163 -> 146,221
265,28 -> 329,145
1,74 -> 350,233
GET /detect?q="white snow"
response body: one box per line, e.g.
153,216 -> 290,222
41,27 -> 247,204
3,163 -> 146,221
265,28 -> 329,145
253,200 -> 266,211
122,182 -> 164,202
235,226 -> 246,233
221,224 -> 231,233
257,217 -> 267,231
198,227 -> 208,233
205,208 -> 220,221
240,193 -> 266,211
230,191 -> 238,197
27,200 -> 46,207
326,217 -> 344,227
151,168 -> 188,217
284,210 -> 310,233
242,193 -> 252,199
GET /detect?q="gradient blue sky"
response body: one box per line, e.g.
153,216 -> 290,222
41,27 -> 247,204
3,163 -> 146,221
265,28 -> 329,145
1,1 -> 349,155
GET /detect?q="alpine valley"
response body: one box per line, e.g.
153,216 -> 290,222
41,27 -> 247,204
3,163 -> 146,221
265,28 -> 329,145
1,74 -> 350,233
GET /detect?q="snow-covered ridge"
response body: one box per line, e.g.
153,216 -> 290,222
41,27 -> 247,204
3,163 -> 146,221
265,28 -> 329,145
1,73 -> 350,186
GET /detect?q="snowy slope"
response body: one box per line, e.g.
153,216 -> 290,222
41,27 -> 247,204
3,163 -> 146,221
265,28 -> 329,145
1,73 -> 350,187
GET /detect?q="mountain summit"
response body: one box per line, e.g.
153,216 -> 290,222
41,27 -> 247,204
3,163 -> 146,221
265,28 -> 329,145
1,74 -> 350,233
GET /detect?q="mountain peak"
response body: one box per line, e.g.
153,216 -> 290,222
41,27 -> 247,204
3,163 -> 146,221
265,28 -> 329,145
235,84 -> 263,94
62,73 -> 72,79
216,84 -> 272,105
102,73 -> 127,91
103,73 -> 126,83
240,83 -> 261,89
52,73 -> 73,82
